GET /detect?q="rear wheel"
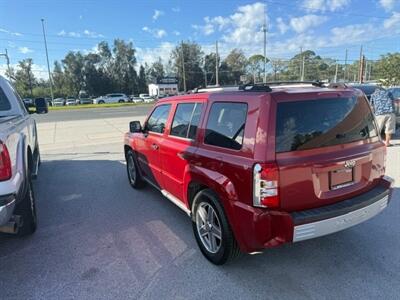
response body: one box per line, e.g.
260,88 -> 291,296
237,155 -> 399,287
118,100 -> 125,103
126,150 -> 145,189
15,169 -> 37,236
192,189 -> 241,265
98,100 -> 105,104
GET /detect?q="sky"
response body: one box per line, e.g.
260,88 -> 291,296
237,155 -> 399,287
0,0 -> 399,79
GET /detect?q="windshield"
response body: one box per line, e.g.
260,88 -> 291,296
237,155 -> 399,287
276,96 -> 377,152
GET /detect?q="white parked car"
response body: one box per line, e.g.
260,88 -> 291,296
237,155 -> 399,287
53,98 -> 65,106
142,96 -> 154,103
130,97 -> 143,103
93,93 -> 129,104
66,98 -> 76,106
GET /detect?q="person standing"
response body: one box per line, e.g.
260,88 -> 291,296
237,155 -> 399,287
370,87 -> 396,147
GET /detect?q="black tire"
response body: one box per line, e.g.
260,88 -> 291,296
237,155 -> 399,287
118,100 -> 125,103
15,170 -> 37,236
98,100 -> 105,104
126,149 -> 145,189
192,189 -> 242,265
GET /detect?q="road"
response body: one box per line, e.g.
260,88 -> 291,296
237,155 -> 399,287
0,108 -> 399,299
33,104 -> 152,123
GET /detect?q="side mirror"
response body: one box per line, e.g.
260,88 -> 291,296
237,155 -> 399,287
129,121 -> 142,133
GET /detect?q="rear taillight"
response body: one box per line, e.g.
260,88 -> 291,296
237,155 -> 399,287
0,142 -> 12,181
253,162 -> 280,208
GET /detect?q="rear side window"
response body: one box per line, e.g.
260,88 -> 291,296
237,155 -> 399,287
146,104 -> 171,133
276,97 -> 377,153
170,103 -> 202,139
205,102 -> 247,150
0,87 -> 11,111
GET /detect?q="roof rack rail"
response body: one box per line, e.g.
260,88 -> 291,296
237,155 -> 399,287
262,81 -> 324,87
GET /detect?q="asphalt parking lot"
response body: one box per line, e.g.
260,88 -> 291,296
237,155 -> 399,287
0,107 -> 399,299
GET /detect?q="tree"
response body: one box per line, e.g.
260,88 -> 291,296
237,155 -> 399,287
147,58 -> 165,83
138,65 -> 147,94
204,52 -> 219,86
222,49 -> 248,84
111,39 -> 137,93
14,59 -> 36,97
171,41 -> 204,91
62,52 -> 85,97
375,53 -> 400,85
247,54 -> 267,83
270,59 -> 287,81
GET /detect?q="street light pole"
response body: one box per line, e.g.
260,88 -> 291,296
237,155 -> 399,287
41,18 -> 54,101
0,49 -> 12,80
262,4 -> 267,83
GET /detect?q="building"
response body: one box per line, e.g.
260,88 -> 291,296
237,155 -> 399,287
148,77 -> 179,97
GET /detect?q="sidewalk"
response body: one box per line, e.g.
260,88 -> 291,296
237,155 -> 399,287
37,116 -> 146,152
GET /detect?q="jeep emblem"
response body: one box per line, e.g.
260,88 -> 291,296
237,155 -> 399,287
344,160 -> 356,169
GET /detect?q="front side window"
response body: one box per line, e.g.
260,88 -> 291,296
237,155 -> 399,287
204,102 -> 248,150
146,104 -> 171,133
170,103 -> 203,139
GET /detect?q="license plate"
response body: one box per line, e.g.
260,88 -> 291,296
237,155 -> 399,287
330,168 -> 354,190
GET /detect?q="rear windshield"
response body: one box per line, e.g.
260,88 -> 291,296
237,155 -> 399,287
0,87 -> 11,111
276,97 -> 377,153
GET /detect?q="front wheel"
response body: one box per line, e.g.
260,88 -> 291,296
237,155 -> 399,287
118,100 -> 125,103
192,189 -> 241,265
126,150 -> 145,189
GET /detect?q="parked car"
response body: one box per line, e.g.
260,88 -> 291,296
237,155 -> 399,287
93,93 -> 129,104
66,97 -> 77,106
124,82 -> 395,265
79,98 -> 93,105
0,75 -> 45,236
45,97 -> 53,106
130,96 -> 143,103
142,96 -> 154,103
53,97 -> 66,106
348,83 -> 377,101
388,87 -> 400,127
23,98 -> 34,107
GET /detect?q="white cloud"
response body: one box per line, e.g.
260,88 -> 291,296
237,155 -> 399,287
380,0 -> 396,11
83,29 -> 105,38
57,29 -> 104,38
0,63 -> 48,80
0,28 -> 22,36
301,0 -> 351,12
276,17 -> 289,34
172,30 -> 181,36
290,14 -> 328,33
136,42 -> 175,66
79,15 -> 83,20
153,9 -> 164,21
142,26 -> 167,38
18,47 -> 33,54
384,12 -> 400,29
172,7 -> 180,13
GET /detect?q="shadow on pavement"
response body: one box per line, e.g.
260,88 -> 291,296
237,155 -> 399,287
0,159 -> 398,299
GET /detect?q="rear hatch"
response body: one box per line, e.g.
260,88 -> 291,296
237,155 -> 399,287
273,90 -> 385,212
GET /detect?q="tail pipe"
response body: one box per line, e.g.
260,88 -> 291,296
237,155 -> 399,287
0,215 -> 22,234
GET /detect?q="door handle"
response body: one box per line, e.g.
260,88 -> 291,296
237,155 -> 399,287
151,143 -> 159,150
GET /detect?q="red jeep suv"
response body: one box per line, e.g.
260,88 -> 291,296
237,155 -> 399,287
124,82 -> 394,265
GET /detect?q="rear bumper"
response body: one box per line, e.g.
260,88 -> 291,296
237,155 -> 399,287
231,176 -> 394,253
0,194 -> 16,226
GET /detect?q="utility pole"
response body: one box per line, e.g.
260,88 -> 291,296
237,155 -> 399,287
0,49 -> 12,80
344,48 -> 348,81
41,18 -> 54,101
180,41 -> 186,92
334,62 -> 338,83
215,41 -> 219,86
300,47 -> 305,81
358,45 -> 363,83
262,3 -> 267,83
359,55 -> 365,84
